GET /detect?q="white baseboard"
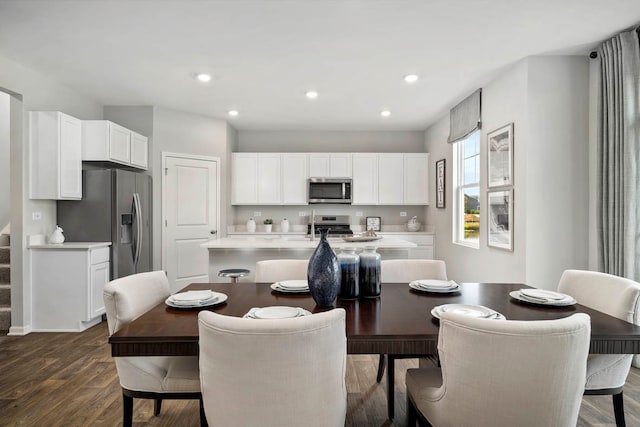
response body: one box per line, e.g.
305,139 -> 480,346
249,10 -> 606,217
8,324 -> 32,336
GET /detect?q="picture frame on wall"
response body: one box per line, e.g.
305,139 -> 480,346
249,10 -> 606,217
365,216 -> 381,232
487,189 -> 513,251
487,123 -> 514,188
436,159 -> 445,208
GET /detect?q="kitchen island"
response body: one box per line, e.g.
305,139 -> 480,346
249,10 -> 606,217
201,236 -> 417,282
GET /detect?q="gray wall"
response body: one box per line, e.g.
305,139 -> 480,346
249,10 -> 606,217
425,56 -> 589,288
0,53 -> 103,333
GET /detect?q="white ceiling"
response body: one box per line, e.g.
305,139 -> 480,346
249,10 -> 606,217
1,0 -> 639,131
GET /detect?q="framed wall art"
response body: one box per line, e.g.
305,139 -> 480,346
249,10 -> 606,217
487,123 -> 514,188
487,189 -> 513,251
365,216 -> 381,232
436,159 -> 445,208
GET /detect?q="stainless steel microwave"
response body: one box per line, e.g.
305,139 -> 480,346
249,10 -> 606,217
308,178 -> 352,204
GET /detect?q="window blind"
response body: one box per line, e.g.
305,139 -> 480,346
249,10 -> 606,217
447,88 -> 482,143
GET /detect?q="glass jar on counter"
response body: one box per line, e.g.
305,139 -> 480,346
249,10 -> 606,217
338,247 -> 359,299
359,246 -> 381,298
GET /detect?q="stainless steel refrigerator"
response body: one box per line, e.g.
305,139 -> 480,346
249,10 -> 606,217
57,169 -> 152,279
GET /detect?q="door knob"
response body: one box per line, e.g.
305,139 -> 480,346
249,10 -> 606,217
210,230 -> 217,235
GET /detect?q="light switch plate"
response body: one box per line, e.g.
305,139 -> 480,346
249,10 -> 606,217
253,211 -> 262,217
32,212 -> 42,220
400,212 -> 407,217
355,211 -> 363,217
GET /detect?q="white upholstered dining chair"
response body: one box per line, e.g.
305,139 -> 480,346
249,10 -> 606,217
406,312 -> 591,427
255,259 -> 309,282
557,269 -> 640,427
103,271 -> 206,427
198,309 -> 347,427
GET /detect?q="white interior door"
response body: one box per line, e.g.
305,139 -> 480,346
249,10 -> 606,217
163,154 -> 218,292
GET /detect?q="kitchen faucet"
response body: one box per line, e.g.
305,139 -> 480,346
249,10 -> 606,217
310,208 -> 316,241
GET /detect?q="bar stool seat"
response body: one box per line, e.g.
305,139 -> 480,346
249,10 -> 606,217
218,268 -> 250,283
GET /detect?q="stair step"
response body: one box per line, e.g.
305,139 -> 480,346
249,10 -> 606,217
0,307 -> 10,333
0,246 -> 9,264
0,264 -> 8,284
0,284 -> 9,307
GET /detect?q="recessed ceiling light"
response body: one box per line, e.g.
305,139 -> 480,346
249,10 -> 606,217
380,110 -> 391,117
228,110 -> 239,117
196,73 -> 212,82
404,74 -> 419,83
305,91 -> 319,99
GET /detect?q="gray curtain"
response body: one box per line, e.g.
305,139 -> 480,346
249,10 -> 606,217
597,26 -> 640,281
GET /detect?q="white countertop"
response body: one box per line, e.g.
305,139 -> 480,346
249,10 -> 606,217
202,236 -> 417,250
29,242 -> 112,249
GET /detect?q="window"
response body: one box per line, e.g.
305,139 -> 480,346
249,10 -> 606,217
453,130 -> 480,247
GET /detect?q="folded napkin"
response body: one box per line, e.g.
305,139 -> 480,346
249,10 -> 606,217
519,289 -> 571,302
244,306 -> 308,319
169,290 -> 216,306
274,280 -> 309,290
414,279 -> 458,289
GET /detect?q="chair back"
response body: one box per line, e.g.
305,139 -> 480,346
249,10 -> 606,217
255,259 -> 309,282
380,259 -> 447,283
557,269 -> 640,323
103,271 -> 171,334
198,309 -> 347,427
421,312 -> 591,427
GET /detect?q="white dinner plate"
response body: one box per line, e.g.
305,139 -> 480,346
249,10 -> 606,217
510,290 -> 576,306
431,304 -> 504,320
170,290 -> 215,303
274,280 -> 309,290
409,281 -> 460,294
165,291 -> 228,309
251,306 -> 308,319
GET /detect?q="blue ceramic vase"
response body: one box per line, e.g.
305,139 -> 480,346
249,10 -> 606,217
307,228 -> 341,307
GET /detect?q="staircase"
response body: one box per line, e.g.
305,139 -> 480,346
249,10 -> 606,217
0,234 -> 10,334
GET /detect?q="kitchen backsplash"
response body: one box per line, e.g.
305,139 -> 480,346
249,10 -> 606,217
231,205 -> 428,231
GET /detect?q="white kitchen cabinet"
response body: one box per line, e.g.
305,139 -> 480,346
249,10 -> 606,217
309,153 -> 352,178
130,131 -> 149,169
30,243 -> 111,332
378,153 -> 404,205
403,153 -> 430,204
282,153 -> 308,204
82,120 -> 149,170
352,153 -> 378,205
231,153 -> 281,204
30,111 -> 83,200
379,232 -> 435,259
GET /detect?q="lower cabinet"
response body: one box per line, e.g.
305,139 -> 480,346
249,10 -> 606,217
379,233 -> 435,259
31,244 -> 111,332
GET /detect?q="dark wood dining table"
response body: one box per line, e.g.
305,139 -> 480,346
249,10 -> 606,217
109,282 -> 640,420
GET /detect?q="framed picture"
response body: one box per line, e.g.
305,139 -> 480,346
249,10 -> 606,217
436,159 -> 445,208
487,123 -> 514,187
487,189 -> 513,251
365,216 -> 381,232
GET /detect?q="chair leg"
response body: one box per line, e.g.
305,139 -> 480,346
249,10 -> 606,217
613,392 -> 626,427
154,398 -> 162,416
407,394 -> 417,427
199,397 -> 208,427
376,354 -> 386,383
122,392 -> 133,427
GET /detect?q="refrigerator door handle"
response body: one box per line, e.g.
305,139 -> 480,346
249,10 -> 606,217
133,193 -> 142,267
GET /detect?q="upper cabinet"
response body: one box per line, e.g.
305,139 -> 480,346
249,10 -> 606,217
82,120 -> 148,170
282,153 -> 308,205
309,153 -> 352,178
232,153 -> 281,205
403,153 -> 429,204
231,152 -> 429,206
30,111 -> 83,200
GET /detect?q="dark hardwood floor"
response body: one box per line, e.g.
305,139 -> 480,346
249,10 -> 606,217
0,321 -> 638,426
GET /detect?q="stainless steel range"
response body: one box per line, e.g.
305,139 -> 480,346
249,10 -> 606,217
307,214 -> 353,237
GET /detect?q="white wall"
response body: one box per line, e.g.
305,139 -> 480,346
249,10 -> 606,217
0,53 -> 103,333
0,92 -> 9,231
425,56 -> 590,288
